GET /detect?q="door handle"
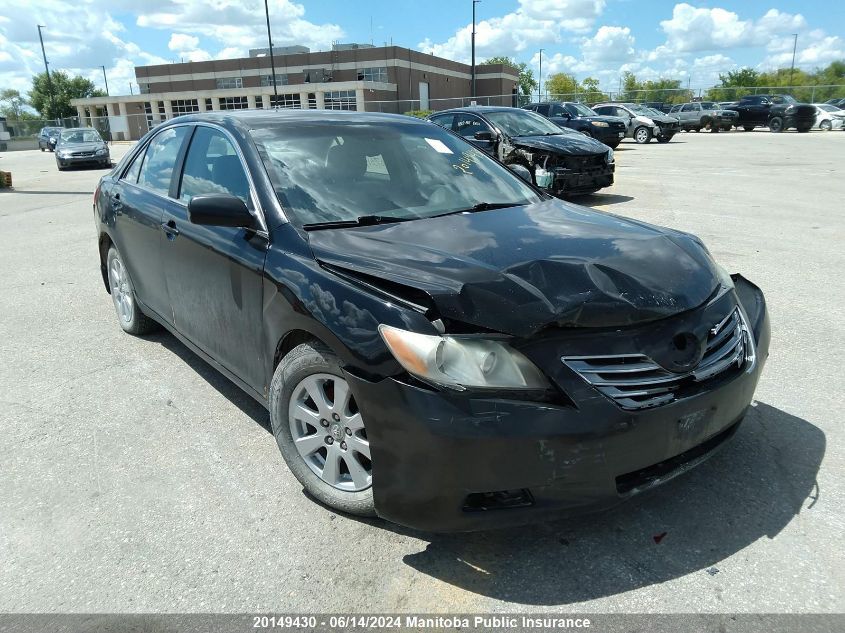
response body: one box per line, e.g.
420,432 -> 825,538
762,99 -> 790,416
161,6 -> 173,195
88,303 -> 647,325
161,220 -> 180,240
111,193 -> 123,210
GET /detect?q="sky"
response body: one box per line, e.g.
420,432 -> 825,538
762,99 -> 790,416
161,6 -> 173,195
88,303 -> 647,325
1,0 -> 843,100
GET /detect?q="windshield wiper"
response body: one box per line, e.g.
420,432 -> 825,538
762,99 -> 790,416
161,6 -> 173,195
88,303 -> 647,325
302,215 -> 413,231
429,202 -> 518,219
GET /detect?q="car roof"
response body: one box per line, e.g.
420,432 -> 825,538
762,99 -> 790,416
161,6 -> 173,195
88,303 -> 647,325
432,106 -> 519,115
160,109 -> 427,132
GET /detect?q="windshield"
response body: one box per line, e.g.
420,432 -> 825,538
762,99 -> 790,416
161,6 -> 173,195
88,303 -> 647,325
700,102 -> 719,110
251,120 -> 542,226
483,109 -> 563,137
818,104 -> 836,112
645,108 -> 665,117
626,103 -> 650,114
60,129 -> 103,144
772,95 -> 798,105
565,103 -> 597,117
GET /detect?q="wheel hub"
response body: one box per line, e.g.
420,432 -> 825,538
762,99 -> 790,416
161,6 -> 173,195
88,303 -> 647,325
329,422 -> 344,441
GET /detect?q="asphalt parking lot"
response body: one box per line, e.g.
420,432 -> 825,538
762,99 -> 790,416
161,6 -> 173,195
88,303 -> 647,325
1,129 -> 842,614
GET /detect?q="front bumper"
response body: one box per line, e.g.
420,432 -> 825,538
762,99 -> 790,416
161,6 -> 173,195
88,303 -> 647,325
548,163 -> 615,196
593,127 -> 627,146
57,153 -> 110,167
347,276 -> 769,532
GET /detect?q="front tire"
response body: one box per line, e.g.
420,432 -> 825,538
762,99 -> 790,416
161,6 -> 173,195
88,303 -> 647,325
797,123 -> 812,133
769,117 -> 784,133
106,247 -> 158,335
269,342 -> 376,518
634,126 -> 652,144
819,120 -> 832,131
743,126 -> 755,132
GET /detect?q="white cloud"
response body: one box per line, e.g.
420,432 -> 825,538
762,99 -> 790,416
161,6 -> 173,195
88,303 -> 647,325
581,26 -> 635,63
418,0 -> 606,63
168,33 -> 200,52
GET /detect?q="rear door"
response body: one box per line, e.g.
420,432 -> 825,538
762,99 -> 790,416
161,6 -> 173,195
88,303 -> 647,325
161,124 -> 268,393
110,125 -> 191,322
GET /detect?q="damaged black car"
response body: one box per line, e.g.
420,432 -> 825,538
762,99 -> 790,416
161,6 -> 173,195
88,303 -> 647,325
95,110 -> 769,532
429,106 -> 615,197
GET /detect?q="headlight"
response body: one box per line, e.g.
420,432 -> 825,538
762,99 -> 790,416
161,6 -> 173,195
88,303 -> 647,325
591,121 -> 609,128
49,137 -> 56,143
96,148 -> 108,155
606,148 -> 614,164
639,117 -> 654,125
58,150 -> 71,157
379,325 -> 549,390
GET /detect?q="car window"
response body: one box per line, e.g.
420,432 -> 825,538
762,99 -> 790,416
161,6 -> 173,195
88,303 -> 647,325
179,127 -> 250,205
60,129 -> 102,144
681,104 -> 697,112
428,114 -> 454,130
670,105 -> 681,113
535,104 -> 550,116
615,107 -> 630,118
137,126 -> 189,196
123,147 -> 145,184
454,114 -> 493,138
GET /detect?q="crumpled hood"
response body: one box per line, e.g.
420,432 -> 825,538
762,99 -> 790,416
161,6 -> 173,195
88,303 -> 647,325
308,199 -> 720,337
649,114 -> 680,125
509,133 -> 609,155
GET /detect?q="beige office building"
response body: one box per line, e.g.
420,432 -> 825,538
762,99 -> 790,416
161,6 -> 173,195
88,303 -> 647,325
71,44 -> 520,140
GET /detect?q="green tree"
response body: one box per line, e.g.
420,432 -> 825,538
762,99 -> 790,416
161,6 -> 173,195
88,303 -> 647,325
0,89 -> 28,119
28,71 -> 106,120
620,73 -> 686,103
579,77 -> 608,103
544,72 -> 579,98
704,68 -> 761,101
483,56 -> 537,96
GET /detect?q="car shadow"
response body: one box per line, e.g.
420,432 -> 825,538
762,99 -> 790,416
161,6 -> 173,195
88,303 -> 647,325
578,193 -> 634,207
147,330 -> 272,433
394,402 -> 823,605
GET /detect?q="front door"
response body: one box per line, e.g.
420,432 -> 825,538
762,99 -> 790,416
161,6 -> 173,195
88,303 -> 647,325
161,125 -> 268,393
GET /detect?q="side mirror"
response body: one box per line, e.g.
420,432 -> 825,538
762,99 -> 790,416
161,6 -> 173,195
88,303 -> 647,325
508,164 -> 533,184
188,194 -> 256,229
474,130 -> 495,141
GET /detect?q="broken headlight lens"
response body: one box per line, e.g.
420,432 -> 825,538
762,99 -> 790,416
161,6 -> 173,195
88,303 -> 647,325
606,148 -> 614,164
534,166 -> 553,188
378,325 -> 549,390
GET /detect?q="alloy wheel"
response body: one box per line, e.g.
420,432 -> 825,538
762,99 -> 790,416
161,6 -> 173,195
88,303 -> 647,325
635,127 -> 650,143
288,373 -> 372,492
109,256 -> 134,325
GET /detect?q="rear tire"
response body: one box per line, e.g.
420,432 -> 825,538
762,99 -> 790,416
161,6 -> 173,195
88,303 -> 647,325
40,147 -> 45,152
106,247 -> 159,335
269,341 -> 376,518
656,135 -> 672,143
797,123 -> 812,133
634,126 -> 651,144
769,117 -> 784,133
819,120 -> 832,131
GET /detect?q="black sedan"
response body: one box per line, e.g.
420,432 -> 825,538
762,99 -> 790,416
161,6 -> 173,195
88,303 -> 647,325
429,106 -> 615,196
522,101 -> 627,148
95,110 -> 769,532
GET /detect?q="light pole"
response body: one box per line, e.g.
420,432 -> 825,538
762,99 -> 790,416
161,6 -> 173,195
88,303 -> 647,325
37,25 -> 55,121
538,48 -> 544,101
789,33 -> 798,89
101,65 -> 110,97
471,0 -> 480,99
264,0 -> 279,101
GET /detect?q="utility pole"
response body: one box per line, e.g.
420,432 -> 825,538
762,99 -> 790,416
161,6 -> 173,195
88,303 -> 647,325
101,65 -> 110,96
129,83 -> 133,95
538,49 -> 543,101
37,25 -> 55,121
471,0 -> 480,99
264,0 -> 278,101
789,33 -> 798,89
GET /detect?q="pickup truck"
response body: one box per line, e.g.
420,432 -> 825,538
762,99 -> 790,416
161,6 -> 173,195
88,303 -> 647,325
726,95 -> 816,132
668,102 -> 739,132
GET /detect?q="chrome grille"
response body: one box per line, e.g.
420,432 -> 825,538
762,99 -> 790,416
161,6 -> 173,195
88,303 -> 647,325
562,308 -> 755,410
72,151 -> 95,157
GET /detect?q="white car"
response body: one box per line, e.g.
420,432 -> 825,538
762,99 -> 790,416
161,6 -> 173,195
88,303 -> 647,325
812,104 -> 845,130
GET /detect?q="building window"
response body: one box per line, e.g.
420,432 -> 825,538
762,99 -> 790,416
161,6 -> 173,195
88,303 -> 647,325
325,90 -> 357,111
171,99 -> 199,115
143,102 -> 154,129
216,77 -> 243,90
357,67 -> 388,82
219,96 -> 249,110
204,98 -> 213,111
304,68 -> 327,83
270,94 -> 302,109
139,83 -> 150,94
260,74 -> 289,87
158,101 -> 166,120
